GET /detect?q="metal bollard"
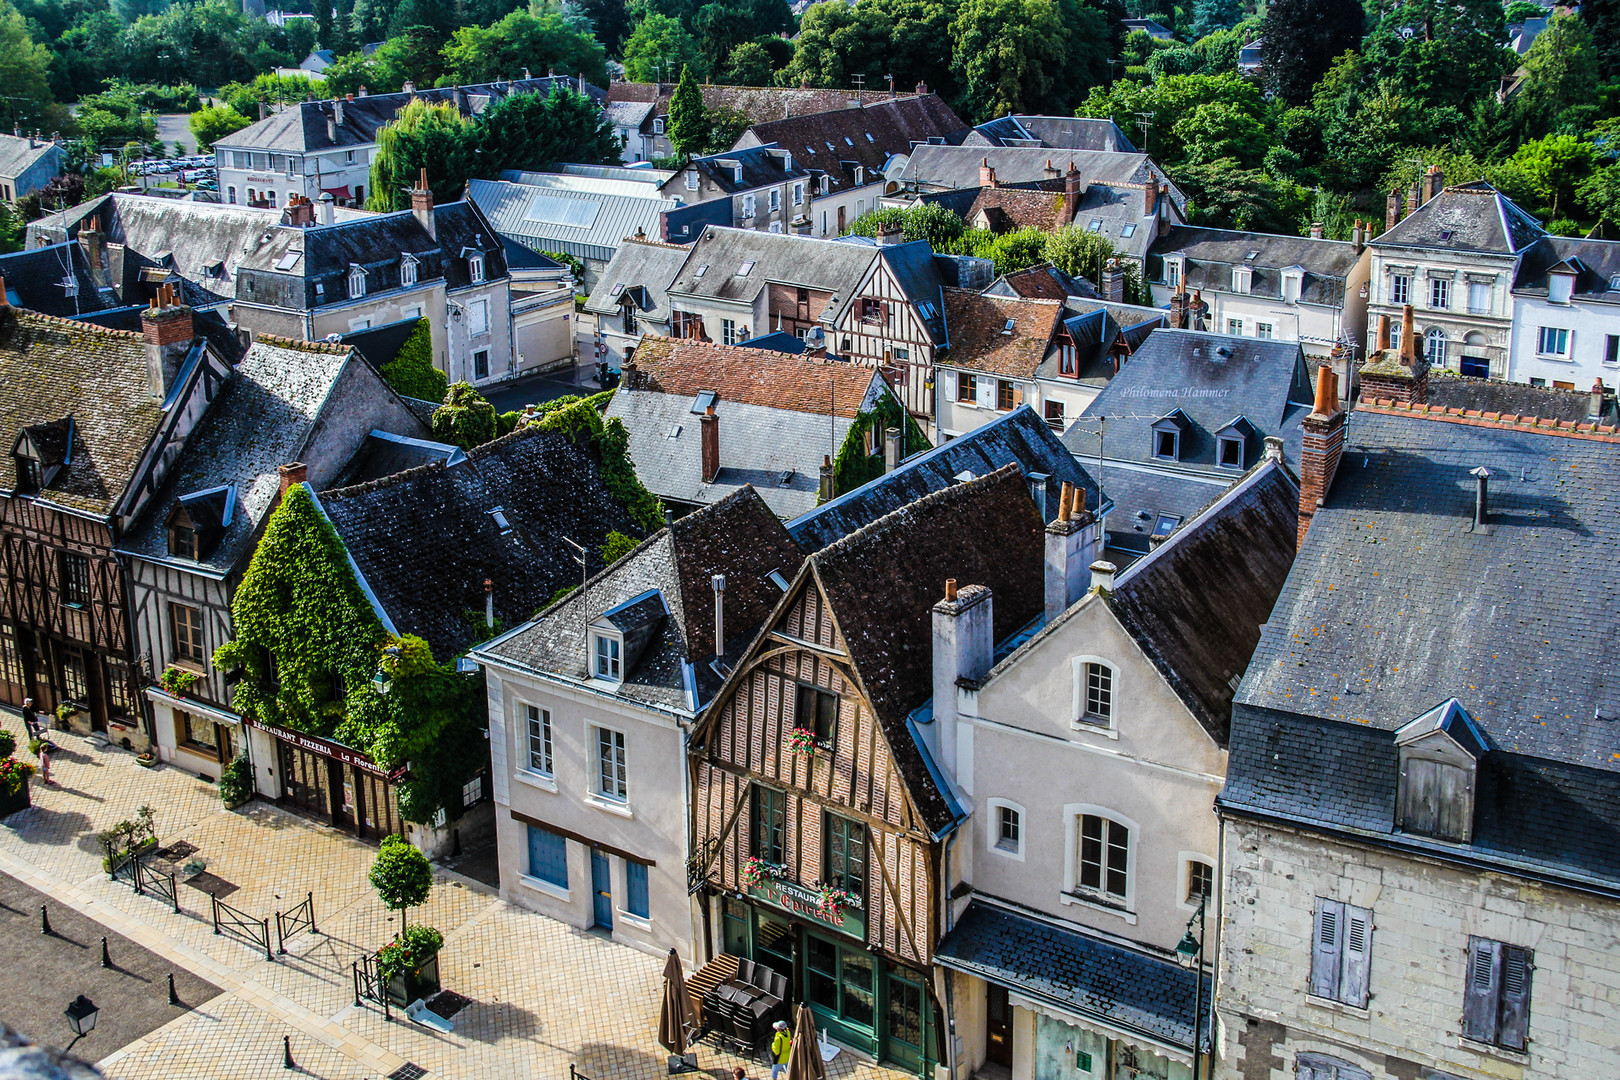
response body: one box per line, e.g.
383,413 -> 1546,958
168,973 -> 179,1006
100,937 -> 111,969
283,1034 -> 294,1069
39,904 -> 50,935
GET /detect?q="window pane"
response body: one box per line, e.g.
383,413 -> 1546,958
526,705 -> 552,773
1086,664 -> 1112,720
1105,821 -> 1129,898
598,728 -> 626,799
806,937 -> 838,1007
887,976 -> 922,1047
1079,815 -> 1102,890
842,951 -> 875,1025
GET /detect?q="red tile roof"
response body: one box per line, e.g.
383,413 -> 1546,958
938,290 -> 1063,379
966,187 -> 1072,233
630,336 -> 881,418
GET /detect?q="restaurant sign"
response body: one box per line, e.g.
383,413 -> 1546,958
247,718 -> 404,781
748,878 -> 866,939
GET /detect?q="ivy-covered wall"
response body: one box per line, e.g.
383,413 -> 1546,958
214,485 -> 484,824
830,395 -> 932,498
378,319 -> 448,402
532,393 -> 664,533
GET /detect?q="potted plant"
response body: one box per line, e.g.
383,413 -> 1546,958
54,702 -> 84,733
0,731 -> 14,759
378,924 -> 444,1005
159,665 -> 201,697
218,754 -> 253,808
786,726 -> 818,757
815,883 -> 857,920
0,756 -> 35,816
741,856 -> 785,889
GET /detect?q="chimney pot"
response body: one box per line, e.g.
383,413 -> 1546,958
1101,258 -> 1125,304
1591,379 -> 1607,419
1088,560 -> 1116,593
1471,466 -> 1491,530
944,578 -> 957,602
1375,313 -> 1391,352
712,573 -> 726,660
1309,221 -> 1324,239
1311,364 -> 1339,417
277,462 -> 308,493
1400,304 -> 1417,365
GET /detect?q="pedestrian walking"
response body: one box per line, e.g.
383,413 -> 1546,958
19,697 -> 38,739
38,741 -> 52,785
733,1068 -> 747,1080
769,1020 -> 791,1080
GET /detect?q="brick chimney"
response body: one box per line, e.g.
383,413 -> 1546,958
282,194 -> 315,228
1375,312 -> 1390,352
1421,164 -> 1444,205
878,222 -> 904,245
700,403 -> 719,483
1188,289 -> 1208,331
979,157 -> 997,189
1045,482 -> 1099,623
141,283 -> 195,400
1297,365 -> 1344,547
916,82 -> 929,95
1407,181 -> 1421,219
1157,184 -> 1169,222
1101,258 -> 1125,303
1309,221 -> 1324,239
1064,162 -> 1083,224
1385,188 -> 1403,233
1399,302 -> 1416,365
1169,289 -> 1188,330
411,168 -> 435,240
1145,180 -> 1159,218
932,578 -> 993,782
278,462 -> 308,494
1361,305 -> 1429,405
78,214 -> 110,289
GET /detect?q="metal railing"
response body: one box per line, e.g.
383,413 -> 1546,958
352,952 -> 393,1021
276,892 -> 317,954
132,856 -> 180,914
211,892 -> 273,961
104,838 -> 138,884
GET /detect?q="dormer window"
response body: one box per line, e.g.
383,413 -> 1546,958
14,418 -> 72,494
168,511 -> 198,559
348,264 -> 367,298
1395,698 -> 1484,843
400,255 -> 418,288
593,632 -> 622,681
1216,416 -> 1254,470
468,254 -> 485,283
1282,270 -> 1302,303
15,447 -> 42,493
654,117 -> 666,135
1232,267 -> 1253,294
1151,409 -> 1190,461
1218,434 -> 1244,468
1164,258 -> 1181,288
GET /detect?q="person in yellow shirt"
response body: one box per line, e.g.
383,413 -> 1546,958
769,1020 -> 791,1079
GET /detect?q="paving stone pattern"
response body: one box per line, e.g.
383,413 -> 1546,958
0,714 -> 913,1080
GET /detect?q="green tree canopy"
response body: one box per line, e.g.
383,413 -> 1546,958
1257,0 -> 1364,107
189,105 -> 253,152
951,0 -> 1110,121
1360,0 -> 1508,113
1512,14 -> 1600,140
432,382 -> 498,449
666,64 -> 709,157
717,40 -> 776,85
0,0 -> 56,127
367,98 -> 480,211
370,835 -> 434,911
480,85 -> 621,169
622,12 -> 704,81
441,8 -> 609,87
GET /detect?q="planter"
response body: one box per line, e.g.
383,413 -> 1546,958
0,784 -> 30,818
383,951 -> 441,1006
136,753 -> 160,769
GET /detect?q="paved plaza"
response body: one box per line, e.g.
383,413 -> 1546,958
0,714 -> 913,1080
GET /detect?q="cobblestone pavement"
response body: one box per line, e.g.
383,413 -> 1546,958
0,715 -> 915,1080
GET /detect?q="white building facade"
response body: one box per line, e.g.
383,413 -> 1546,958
1507,235 -> 1620,389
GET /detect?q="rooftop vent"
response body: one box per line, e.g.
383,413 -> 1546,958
489,506 -> 512,533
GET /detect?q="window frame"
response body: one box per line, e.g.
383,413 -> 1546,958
595,725 -> 628,803
348,266 -> 366,298
1468,280 -> 1491,315
592,631 -> 623,682
468,254 -> 485,284
1430,276 -> 1450,309
794,681 -> 839,749
1070,656 -> 1119,732
400,255 -> 417,288
751,783 -> 786,865
168,515 -> 198,560
996,379 -> 1017,411
523,702 -> 554,777
822,811 -> 867,903
1391,273 -> 1411,305
176,708 -> 218,753
1153,428 -> 1179,461
1063,806 -> 1136,914
1536,325 -> 1571,358
1180,854 -> 1215,909
59,552 -> 91,608
958,371 -> 978,404
1218,435 -> 1245,470
1462,936 -> 1533,1051
987,797 -> 1025,860
526,823 -> 569,890
1309,898 -> 1373,1008
169,601 -> 206,668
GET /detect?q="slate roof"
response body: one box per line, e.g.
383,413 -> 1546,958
608,82 -> 932,137
1372,181 -> 1544,255
669,227 -> 879,314
0,243 -> 116,318
627,336 -> 885,416
214,77 -> 603,155
936,902 -> 1208,1051
789,405 -> 1102,551
119,339 -> 369,573
1090,466 -> 1231,561
900,148 -> 1184,211
1034,297 -> 1165,391
965,116 -> 1136,153
333,431 -> 463,488
605,385 -> 854,518
475,487 -> 804,710
1512,233 -> 1620,303
317,426 -> 641,661
1424,371 -> 1617,425
73,305 -> 244,366
938,289 -> 1061,379
342,317 -> 423,372
581,239 -> 692,321
0,307 -> 166,516
0,134 -> 62,181
736,96 -> 968,194
810,465 -> 1045,833
466,176 -> 678,266
679,144 -> 809,195
1148,226 -> 1362,306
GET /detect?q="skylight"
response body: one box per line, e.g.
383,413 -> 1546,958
737,261 -> 754,276
844,137 -> 853,146
1245,250 -> 1259,261
864,132 -> 874,141
1001,318 -> 1016,335
1088,220 -> 1103,232
489,506 -> 512,532
768,569 -> 790,590
691,389 -> 718,413
275,251 -> 301,271
1120,223 -> 1136,238
694,264 -> 708,277
523,194 -> 601,229
610,283 -> 624,296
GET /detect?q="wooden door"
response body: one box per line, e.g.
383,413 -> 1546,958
591,849 -> 613,929
279,742 -> 332,819
985,983 -> 1012,1067
0,625 -> 26,708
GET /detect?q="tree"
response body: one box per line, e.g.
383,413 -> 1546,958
718,40 -> 774,85
0,202 -> 22,256
368,23 -> 446,89
1043,225 -> 1117,285
574,0 -> 633,55
189,105 -> 253,152
369,834 -> 433,932
441,8 -> 609,88
1258,0 -> 1364,107
1578,164 -> 1620,226
378,319 -> 448,401
665,64 -> 709,158
322,53 -> 391,97
1580,0 -> 1620,81
0,0 -> 55,128
703,105 -> 750,153
1510,134 -> 1596,217
1188,0 -> 1240,41
479,86 -> 621,170
1360,0 -> 1508,112
951,0 -> 1108,120
622,13 -> 704,81
432,382 -> 498,448
368,99 -> 480,212
1512,14 -> 1600,140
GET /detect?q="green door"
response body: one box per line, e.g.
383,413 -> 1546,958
804,932 -> 878,1057
883,967 -> 930,1073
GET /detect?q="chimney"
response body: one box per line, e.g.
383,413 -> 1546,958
0,274 -> 7,307
1361,305 -> 1429,405
700,403 -> 719,483
1422,164 -> 1444,205
141,284 -> 195,400
319,191 -> 335,226
1157,183 -> 1170,222
711,574 -> 726,661
1169,289 -> 1188,330
1145,180 -> 1158,218
1088,560 -> 1116,593
1399,303 -> 1417,365
1375,312 -> 1390,352
1351,219 -> 1365,254
402,80 -> 416,95
277,462 -> 308,494
357,84 -> 368,97
1407,182 -> 1421,219
1309,221 -> 1324,240
792,216 -> 812,236
411,168 -> 435,240
1297,365 -> 1345,547
1264,436 -> 1284,463
979,157 -> 997,189
78,213 -> 109,288
884,426 -> 902,471
1064,162 -> 1083,224
818,455 -> 834,502
878,222 -> 904,245
1470,467 -> 1491,531
1188,289 -> 1208,331
1046,482 -> 1099,622
333,99 -> 344,129
484,578 -> 494,628
1590,378 -> 1607,420
1101,258 -> 1125,303
916,82 -> 928,95
931,579 -> 993,782
1044,158 -> 1059,179
1385,188 -> 1402,233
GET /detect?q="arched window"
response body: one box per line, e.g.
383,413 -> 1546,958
1070,656 -> 1119,731
1425,327 -> 1447,366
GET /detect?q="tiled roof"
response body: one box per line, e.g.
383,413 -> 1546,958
965,116 -> 1136,153
0,307 -> 165,516
1424,371 -> 1618,425
1372,180 -> 1544,255
1088,465 -> 1230,561
789,405 -> 1101,550
333,431 -> 462,488
0,243 -> 116,318
318,426 -> 641,661
582,238 -> 692,320
736,96 -> 968,194
668,227 -> 879,313
936,902 -> 1208,1051
811,464 -> 1045,833
476,487 -> 804,710
681,144 -> 809,194
607,81 -> 923,127
966,187 -> 1071,232
627,336 -> 884,417
938,289 -> 1061,379
1148,225 -> 1362,306
988,263 -> 1099,301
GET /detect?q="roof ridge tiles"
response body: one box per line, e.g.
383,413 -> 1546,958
0,305 -> 144,341
250,332 -> 353,355
1357,398 -> 1620,441
816,461 -> 1024,561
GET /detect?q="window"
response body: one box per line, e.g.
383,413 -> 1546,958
527,824 -> 568,888
1391,273 -> 1410,305
1309,899 -> 1372,1007
1218,435 -> 1244,469
1154,429 -> 1179,460
1255,322 -> 1274,339
1537,326 -> 1570,357
59,647 -> 88,702
1231,268 -> 1252,294
468,254 -> 485,283
60,553 -> 91,607
468,298 -> 490,335
525,704 -> 553,775
1608,335 -> 1620,364
995,804 -> 1021,853
1082,662 -> 1113,723
1186,859 -> 1213,903
1296,1054 -> 1373,1080
177,710 -> 217,752
1398,755 -> 1474,842
1044,400 -> 1065,430
958,372 -> 978,403
686,170 -> 699,190
795,682 -> 839,747
996,379 -> 1018,410
1468,281 -> 1491,314
1227,318 -> 1243,336
860,298 -> 883,324
596,727 -> 627,801
228,186 -> 237,204
743,194 -> 756,218
626,860 -> 650,918
623,307 -> 636,334
823,813 -> 866,900
793,183 -> 804,205
1462,937 -> 1532,1051
168,517 -> 197,559
1077,815 -> 1129,903
593,633 -> 621,680
1282,274 -> 1300,302
460,772 -> 485,809
345,150 -> 357,164
473,350 -> 490,380
820,174 -> 831,195
1425,327 -> 1446,366
1430,276 -> 1450,309
769,189 -> 780,212
751,784 -> 785,864
104,659 -> 132,714
170,603 -> 205,666
400,257 -> 417,287
348,266 -> 366,298
653,117 -> 665,135
1165,260 -> 1180,288
1390,323 -> 1402,354
722,318 -> 738,345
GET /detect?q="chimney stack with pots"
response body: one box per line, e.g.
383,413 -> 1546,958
78,214 -> 110,288
1399,303 -> 1417,365
411,168 -> 435,240
277,462 -> 308,494
878,222 -> 904,246
1145,180 -> 1159,218
1169,289 -> 1188,330
1297,365 -> 1346,547
319,192 -> 335,226
1351,219 -> 1365,254
884,426 -> 902,472
979,158 -> 998,189
1046,482 -> 1099,623
1386,188 -> 1403,233
1309,221 -> 1325,240
1102,258 -> 1125,303
1590,378 -> 1608,420
700,403 -> 720,483
141,283 -> 194,401
1361,305 -> 1429,404
932,578 -> 993,782
818,455 -> 834,502
1065,162 -> 1084,224
1421,164 -> 1445,205
712,574 -> 726,662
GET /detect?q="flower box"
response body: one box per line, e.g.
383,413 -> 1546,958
384,950 -> 441,1006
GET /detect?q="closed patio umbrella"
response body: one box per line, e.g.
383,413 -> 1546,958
659,948 -> 697,1070
786,1004 -> 828,1080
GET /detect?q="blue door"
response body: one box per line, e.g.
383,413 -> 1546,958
591,849 -> 612,930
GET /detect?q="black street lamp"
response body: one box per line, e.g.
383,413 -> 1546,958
64,995 -> 99,1050
1176,893 -> 1208,1080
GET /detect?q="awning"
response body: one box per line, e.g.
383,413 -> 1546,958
143,686 -> 242,727
934,901 -> 1206,1064
321,186 -> 352,199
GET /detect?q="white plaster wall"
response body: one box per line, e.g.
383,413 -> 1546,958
1508,294 -> 1620,388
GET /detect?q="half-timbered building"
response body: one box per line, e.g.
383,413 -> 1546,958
116,335 -> 431,779
689,465 -> 1045,1073
0,292 -> 233,742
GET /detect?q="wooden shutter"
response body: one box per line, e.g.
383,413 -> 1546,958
1011,385 -> 1024,407
1339,905 -> 1372,1007
1499,945 -> 1533,1050
1462,936 -> 1501,1043
1310,900 -> 1344,999
1401,758 -> 1441,835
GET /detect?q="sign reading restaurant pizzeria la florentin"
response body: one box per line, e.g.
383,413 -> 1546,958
748,878 -> 866,939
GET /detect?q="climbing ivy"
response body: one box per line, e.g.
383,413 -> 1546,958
213,486 -> 484,824
378,319 -> 447,402
829,396 -> 932,498
535,394 -> 664,533
431,382 -> 497,449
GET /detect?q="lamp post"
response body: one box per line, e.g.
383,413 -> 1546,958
372,645 -> 403,696
64,995 -> 99,1051
1175,893 -> 1208,1080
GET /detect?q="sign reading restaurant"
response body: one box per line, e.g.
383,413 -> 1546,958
749,878 -> 866,939
245,717 -> 407,781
